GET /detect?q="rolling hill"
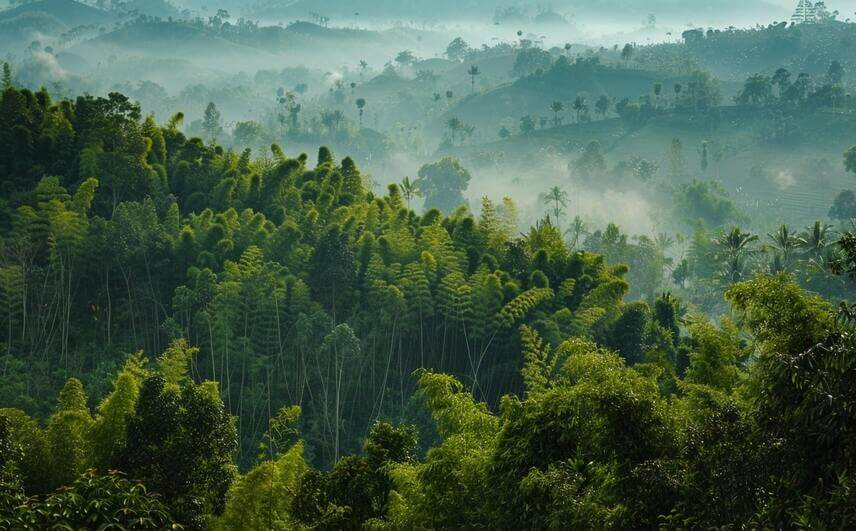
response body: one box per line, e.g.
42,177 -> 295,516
0,0 -> 113,54
0,0 -> 112,27
442,107 -> 856,229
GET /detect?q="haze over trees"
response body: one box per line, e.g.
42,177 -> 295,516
2,0 -> 856,528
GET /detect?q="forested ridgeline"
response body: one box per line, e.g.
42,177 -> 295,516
0,86 -> 855,529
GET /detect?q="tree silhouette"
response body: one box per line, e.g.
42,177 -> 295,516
400,176 -> 422,208
595,95 -> 611,117
415,157 -> 471,212
355,98 -> 366,127
446,117 -> 462,144
543,186 -> 568,230
845,146 -> 856,175
549,101 -> 564,126
467,65 -> 480,93
202,102 -> 222,142
571,96 -> 587,122
621,43 -> 634,62
2,62 -> 12,89
446,37 -> 470,61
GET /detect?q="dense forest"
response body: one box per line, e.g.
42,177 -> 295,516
0,82 -> 855,528
2,0 -> 856,528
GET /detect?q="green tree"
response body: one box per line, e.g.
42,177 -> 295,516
119,345 -> 237,529
414,157 -> 471,212
215,439 -> 307,530
233,120 -> 263,146
446,37 -> 470,61
203,102 -> 223,142
621,43 -> 634,62
511,47 -> 552,78
736,74 -> 773,106
845,146 -> 856,176
1,63 -> 11,90
47,379 -> 93,490
542,186 -> 568,229
400,176 -> 422,209
830,190 -> 856,220
89,354 -> 146,470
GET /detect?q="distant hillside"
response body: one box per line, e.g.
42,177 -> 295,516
0,0 -> 113,55
436,59 -> 688,139
638,20 -> 856,82
444,108 -> 856,228
220,21 -> 448,65
0,0 -> 112,27
62,18 -> 448,73
66,21 -> 279,71
0,11 -> 66,52
119,0 -> 181,19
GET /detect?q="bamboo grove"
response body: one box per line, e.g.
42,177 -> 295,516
1,87 -> 855,528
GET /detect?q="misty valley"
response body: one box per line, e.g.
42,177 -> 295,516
1,0 -> 856,528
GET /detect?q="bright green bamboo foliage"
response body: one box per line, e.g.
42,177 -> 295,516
215,407 -> 307,531
88,352 -> 147,470
46,378 -> 93,490
0,408 -> 51,495
386,371 -> 499,528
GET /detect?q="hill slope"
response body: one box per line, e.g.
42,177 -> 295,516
0,0 -> 112,27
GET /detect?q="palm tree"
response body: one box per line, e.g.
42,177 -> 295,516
355,98 -> 366,127
549,101 -> 564,127
655,233 -> 674,254
400,176 -> 422,208
714,227 -> 759,284
595,95 -> 610,118
798,221 -> 834,260
467,65 -> 480,93
321,109 -> 345,131
717,227 -> 758,255
566,215 -> 586,249
446,117 -> 462,145
543,186 -> 569,230
571,96 -> 587,123
767,224 -> 797,271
